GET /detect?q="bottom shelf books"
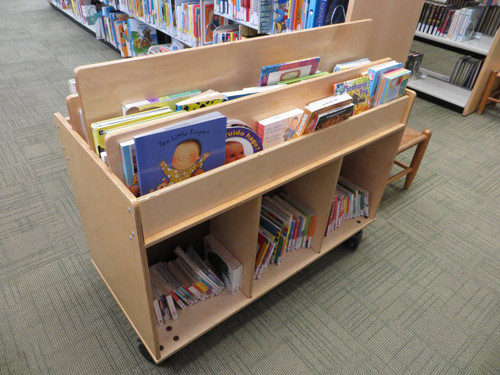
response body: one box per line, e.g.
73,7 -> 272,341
326,176 -> 369,235
254,191 -> 317,279
149,235 -> 242,326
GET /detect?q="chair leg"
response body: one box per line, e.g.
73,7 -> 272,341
477,70 -> 499,115
404,129 -> 432,190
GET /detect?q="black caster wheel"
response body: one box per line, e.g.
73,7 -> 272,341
138,342 -> 166,365
342,230 -> 362,250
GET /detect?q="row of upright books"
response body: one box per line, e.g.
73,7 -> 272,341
325,177 -> 369,235
214,0 -> 347,34
449,55 -> 484,89
417,1 -> 500,41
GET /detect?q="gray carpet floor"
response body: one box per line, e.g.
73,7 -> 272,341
1,2 -> 499,374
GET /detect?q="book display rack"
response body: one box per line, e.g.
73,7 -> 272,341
54,21 -> 415,364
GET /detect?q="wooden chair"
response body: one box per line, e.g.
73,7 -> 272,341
388,127 -> 432,189
477,70 -> 500,115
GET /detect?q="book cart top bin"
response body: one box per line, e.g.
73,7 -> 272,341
54,20 -> 415,363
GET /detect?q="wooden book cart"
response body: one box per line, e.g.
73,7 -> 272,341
55,20 -> 415,364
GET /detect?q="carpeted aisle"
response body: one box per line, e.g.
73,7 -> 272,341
0,2 -> 499,374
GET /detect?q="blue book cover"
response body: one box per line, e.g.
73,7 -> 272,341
314,0 -> 327,27
367,61 -> 402,104
134,112 -> 227,195
306,0 -> 318,29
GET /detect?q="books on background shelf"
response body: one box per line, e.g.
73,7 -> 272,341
449,55 -> 484,89
417,1 -> 500,41
149,241 -> 241,326
254,192 -> 317,279
405,51 -> 424,78
325,176 -> 369,235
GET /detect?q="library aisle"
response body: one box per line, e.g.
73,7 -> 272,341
1,1 -> 499,374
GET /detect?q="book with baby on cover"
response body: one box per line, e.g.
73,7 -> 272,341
134,112 -> 227,195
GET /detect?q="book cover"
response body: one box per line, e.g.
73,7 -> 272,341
91,107 -> 175,156
312,102 -> 354,131
127,18 -> 158,57
225,124 -> 263,164
333,76 -> 370,115
367,60 -> 402,105
293,92 -> 352,137
258,56 -> 320,86
134,112 -> 227,194
122,90 -> 201,115
333,58 -> 371,72
175,90 -> 227,111
120,139 -> 141,197
256,108 -> 304,148
273,0 -> 289,33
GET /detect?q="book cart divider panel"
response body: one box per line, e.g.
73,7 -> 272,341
463,28 -> 500,115
137,94 -> 411,246
104,57 -> 392,183
65,94 -> 85,140
74,19 -> 374,147
54,113 -> 160,360
280,161 -> 343,251
210,197 -> 262,297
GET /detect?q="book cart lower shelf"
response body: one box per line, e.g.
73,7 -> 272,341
55,80 -> 414,363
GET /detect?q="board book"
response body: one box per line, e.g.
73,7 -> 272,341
333,58 -> 371,72
293,93 -> 353,138
373,68 -> 411,107
122,90 -> 202,115
333,76 -> 370,115
256,108 -> 304,148
258,56 -> 320,86
367,60 -> 402,105
133,111 -> 227,195
225,122 -> 263,164
91,107 -> 175,156
175,90 -> 227,111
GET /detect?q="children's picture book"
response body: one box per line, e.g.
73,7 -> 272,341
333,76 -> 370,115
122,90 -> 201,115
313,102 -> 354,131
373,68 -> 411,107
175,90 -> 227,111
134,112 -> 227,194
204,234 -> 242,295
225,120 -> 263,164
333,58 -> 371,72
277,71 -> 328,85
258,57 -> 320,86
293,93 -> 352,138
126,18 -> 158,57
367,60 -> 402,105
256,108 -> 304,148
120,139 -> 140,197
273,0 -> 290,33
91,107 -> 175,156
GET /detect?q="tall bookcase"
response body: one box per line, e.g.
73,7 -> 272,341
409,28 -> 500,115
55,20 -> 415,363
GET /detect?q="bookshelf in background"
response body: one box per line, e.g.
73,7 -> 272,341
408,0 -> 500,114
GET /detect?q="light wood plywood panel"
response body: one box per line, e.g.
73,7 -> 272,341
54,113 -> 160,361
75,20 -> 373,133
347,0 -> 425,63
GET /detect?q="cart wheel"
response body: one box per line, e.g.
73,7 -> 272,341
342,230 -> 363,249
138,342 -> 164,365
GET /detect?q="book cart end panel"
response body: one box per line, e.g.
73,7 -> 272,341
54,113 -> 161,360
74,19 -> 374,129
